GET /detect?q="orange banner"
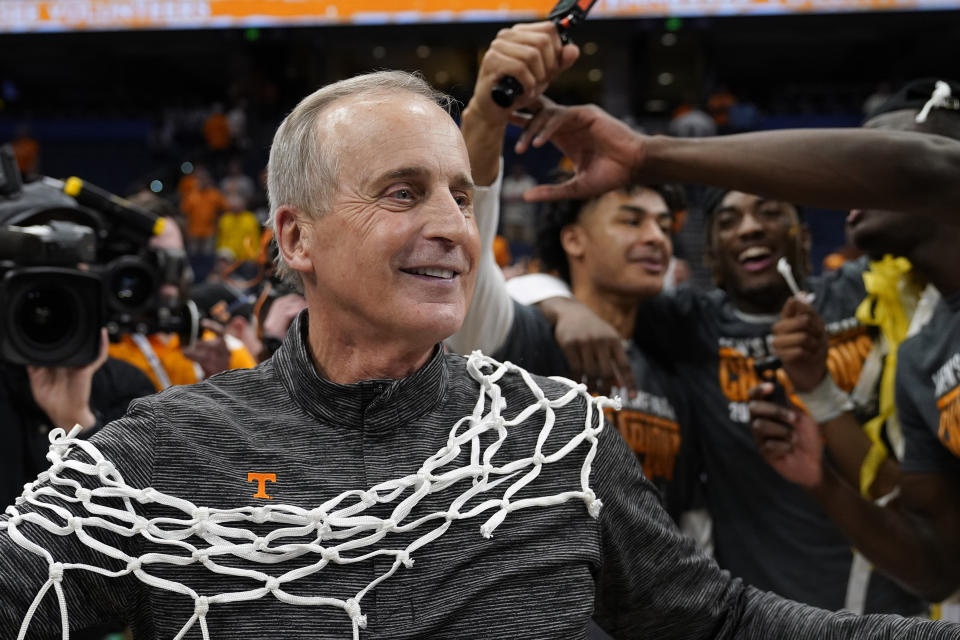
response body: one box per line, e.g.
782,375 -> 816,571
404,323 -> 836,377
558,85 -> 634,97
0,0 -> 956,32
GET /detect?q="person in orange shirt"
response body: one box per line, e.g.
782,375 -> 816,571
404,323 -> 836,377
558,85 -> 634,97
11,125 -> 40,179
180,166 -> 224,255
203,103 -> 231,152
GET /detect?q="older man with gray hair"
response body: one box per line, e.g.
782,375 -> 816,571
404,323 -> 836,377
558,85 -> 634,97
0,69 -> 958,640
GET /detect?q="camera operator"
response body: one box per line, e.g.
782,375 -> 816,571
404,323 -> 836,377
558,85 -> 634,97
0,329 -> 155,508
108,192 -> 257,389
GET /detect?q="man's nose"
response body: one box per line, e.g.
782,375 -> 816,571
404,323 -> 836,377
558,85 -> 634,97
641,217 -> 670,247
736,211 -> 764,238
423,190 -> 473,245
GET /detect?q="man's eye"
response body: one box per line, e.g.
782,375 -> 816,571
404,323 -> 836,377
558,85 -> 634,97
716,213 -> 737,229
453,192 -> 472,209
390,188 -> 414,200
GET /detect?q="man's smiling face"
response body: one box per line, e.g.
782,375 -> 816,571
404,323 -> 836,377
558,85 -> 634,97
709,190 -> 806,307
296,91 -> 480,346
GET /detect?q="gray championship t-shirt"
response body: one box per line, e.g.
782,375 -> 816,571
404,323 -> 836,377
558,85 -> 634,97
494,301 -> 701,520
899,292 -> 960,475
632,259 -> 925,615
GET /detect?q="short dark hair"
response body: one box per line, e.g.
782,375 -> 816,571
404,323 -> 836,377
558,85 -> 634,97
865,78 -> 960,142
534,174 -> 686,284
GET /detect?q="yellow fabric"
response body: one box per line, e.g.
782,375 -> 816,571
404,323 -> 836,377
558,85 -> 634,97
855,255 -> 912,497
109,331 -> 256,392
216,210 -> 262,262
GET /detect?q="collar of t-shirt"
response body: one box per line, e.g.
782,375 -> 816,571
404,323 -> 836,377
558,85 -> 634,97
272,310 -> 449,431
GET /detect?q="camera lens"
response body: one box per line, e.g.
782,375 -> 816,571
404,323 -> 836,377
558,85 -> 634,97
110,265 -> 153,309
103,256 -> 157,314
15,285 -> 78,347
0,267 -> 102,367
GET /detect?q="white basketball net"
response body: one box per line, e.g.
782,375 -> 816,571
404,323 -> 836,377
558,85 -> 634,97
1,351 -> 618,640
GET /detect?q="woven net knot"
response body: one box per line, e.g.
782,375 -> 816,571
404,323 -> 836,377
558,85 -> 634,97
397,551 -> 414,568
344,598 -> 366,627
5,351 -> 611,640
48,562 -> 65,584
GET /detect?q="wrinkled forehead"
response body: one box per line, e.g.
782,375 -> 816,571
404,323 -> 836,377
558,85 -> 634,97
317,91 -> 467,167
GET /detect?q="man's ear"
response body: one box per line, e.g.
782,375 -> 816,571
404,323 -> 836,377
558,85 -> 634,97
274,206 -> 313,275
560,224 -> 586,261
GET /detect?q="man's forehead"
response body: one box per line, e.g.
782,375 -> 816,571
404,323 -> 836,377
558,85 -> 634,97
318,90 -> 452,138
317,91 -> 468,172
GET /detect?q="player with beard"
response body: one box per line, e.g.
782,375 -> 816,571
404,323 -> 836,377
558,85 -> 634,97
750,79 -> 960,602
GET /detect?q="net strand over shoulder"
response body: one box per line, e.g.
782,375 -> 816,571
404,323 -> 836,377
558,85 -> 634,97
1,351 -> 618,640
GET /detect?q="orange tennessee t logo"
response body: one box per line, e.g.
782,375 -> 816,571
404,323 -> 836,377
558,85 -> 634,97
247,473 -> 277,499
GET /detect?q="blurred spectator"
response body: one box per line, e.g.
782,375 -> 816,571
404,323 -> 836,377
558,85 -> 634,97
220,157 -> 256,203
668,104 -> 717,138
822,220 -> 864,272
256,291 -> 307,361
177,167 -> 197,201
493,234 -> 512,269
227,99 -> 249,150
500,163 -> 537,251
10,124 -> 39,179
203,102 -> 231,152
216,193 -> 261,264
180,166 -> 224,256
707,85 -> 737,129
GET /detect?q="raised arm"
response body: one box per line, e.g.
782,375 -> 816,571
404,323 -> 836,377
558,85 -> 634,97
447,22 -> 578,355
521,103 -> 960,226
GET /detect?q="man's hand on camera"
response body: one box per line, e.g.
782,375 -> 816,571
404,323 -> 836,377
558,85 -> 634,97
28,328 -> 109,431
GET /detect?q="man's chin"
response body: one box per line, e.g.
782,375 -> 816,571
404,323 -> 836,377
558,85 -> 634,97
733,280 -> 792,312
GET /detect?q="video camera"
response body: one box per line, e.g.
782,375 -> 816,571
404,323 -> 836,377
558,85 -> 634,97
0,146 -> 199,366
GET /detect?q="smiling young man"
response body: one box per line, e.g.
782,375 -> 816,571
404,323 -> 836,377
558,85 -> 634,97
587,178 -> 932,614
447,24 -> 697,518
749,79 -> 960,603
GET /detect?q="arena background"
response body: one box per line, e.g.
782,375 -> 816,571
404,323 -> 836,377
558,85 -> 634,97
1,0 -> 959,280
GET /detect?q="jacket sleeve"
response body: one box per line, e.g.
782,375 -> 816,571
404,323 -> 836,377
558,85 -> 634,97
591,413 -> 960,639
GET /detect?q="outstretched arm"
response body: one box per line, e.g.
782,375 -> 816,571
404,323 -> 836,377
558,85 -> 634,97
448,22 -> 578,355
520,102 -> 960,226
